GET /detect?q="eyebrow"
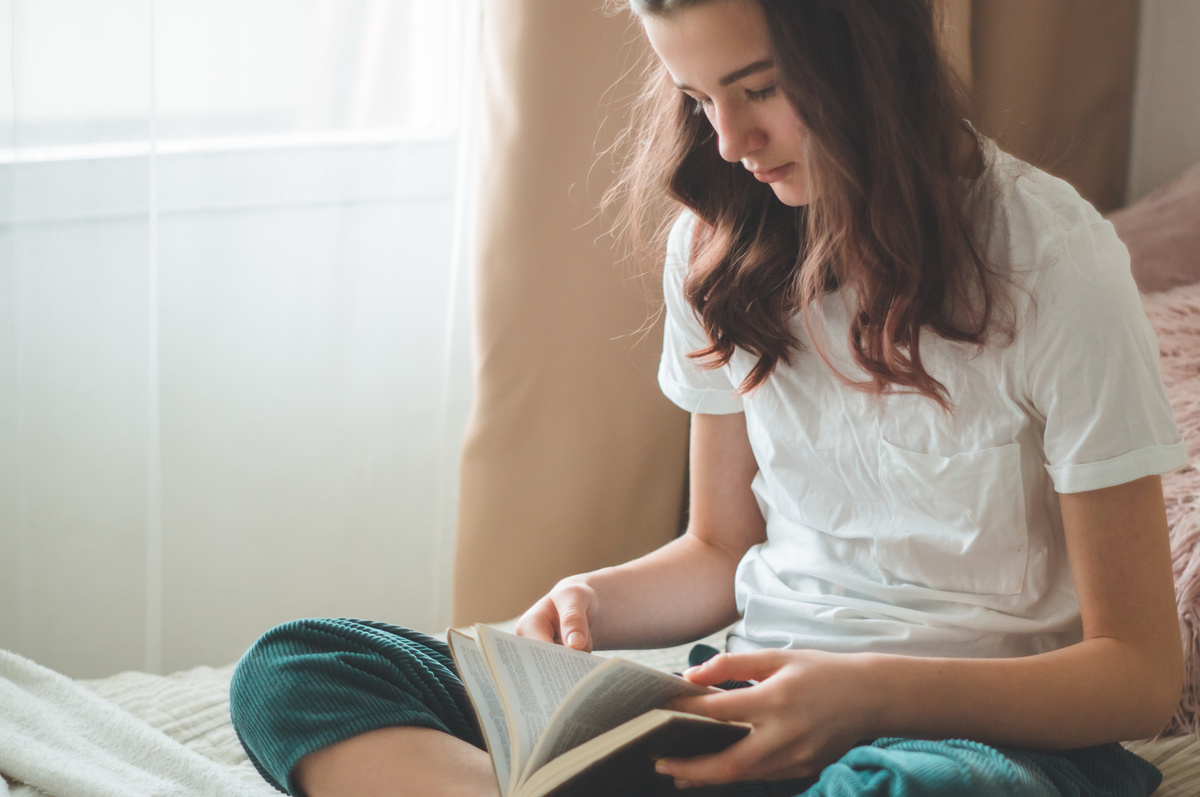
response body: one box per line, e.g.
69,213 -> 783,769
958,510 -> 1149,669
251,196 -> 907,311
675,59 -> 774,92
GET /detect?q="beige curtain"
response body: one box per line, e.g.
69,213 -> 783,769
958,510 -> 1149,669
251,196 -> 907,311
452,2 -> 688,625
453,0 -> 1141,626
947,0 -> 1140,212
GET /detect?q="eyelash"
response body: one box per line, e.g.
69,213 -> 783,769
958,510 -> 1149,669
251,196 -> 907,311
689,84 -> 778,114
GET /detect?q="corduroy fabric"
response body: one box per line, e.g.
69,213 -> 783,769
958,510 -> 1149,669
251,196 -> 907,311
800,738 -> 1161,797
229,618 -> 483,795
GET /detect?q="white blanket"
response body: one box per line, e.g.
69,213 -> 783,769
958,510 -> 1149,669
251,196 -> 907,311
0,650 -> 276,797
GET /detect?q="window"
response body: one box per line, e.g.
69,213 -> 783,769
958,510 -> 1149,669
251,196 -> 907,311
2,0 -> 467,161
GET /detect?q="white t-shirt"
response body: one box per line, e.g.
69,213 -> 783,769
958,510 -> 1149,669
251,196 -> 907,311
658,148 -> 1188,659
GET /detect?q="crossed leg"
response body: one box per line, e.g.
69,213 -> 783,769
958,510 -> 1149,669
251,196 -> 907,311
230,619 -> 494,796
293,726 -> 500,797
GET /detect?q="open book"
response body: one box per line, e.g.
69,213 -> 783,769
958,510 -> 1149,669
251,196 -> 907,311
446,625 -> 750,797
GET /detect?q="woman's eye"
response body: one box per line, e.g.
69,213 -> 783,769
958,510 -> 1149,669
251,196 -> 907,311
746,84 -> 778,102
690,96 -> 713,115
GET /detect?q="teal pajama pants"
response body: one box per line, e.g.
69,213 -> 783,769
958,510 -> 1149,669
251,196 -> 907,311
229,618 -> 1162,797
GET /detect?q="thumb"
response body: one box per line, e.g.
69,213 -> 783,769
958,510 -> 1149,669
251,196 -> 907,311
548,582 -> 597,651
557,604 -> 592,651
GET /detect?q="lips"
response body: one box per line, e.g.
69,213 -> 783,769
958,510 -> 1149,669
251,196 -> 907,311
750,163 -> 792,183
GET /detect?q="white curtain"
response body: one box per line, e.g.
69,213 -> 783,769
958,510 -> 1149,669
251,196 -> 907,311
0,0 -> 479,678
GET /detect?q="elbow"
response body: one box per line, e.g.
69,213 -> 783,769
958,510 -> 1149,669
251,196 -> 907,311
1132,644 -> 1185,739
1135,684 -> 1181,740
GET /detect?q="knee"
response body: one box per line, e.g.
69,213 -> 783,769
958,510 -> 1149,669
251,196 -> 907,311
229,618 -> 323,717
228,617 -> 460,732
228,618 -> 447,794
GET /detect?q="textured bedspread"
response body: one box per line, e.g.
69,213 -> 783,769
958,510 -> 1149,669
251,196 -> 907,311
0,650 -> 275,797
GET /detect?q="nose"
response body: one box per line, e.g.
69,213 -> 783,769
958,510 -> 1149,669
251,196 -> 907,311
712,105 -> 765,163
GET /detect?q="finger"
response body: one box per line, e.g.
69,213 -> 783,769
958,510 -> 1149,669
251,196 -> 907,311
668,688 -> 757,723
655,732 -> 772,788
745,746 -> 826,783
681,650 -> 785,687
514,601 -> 560,644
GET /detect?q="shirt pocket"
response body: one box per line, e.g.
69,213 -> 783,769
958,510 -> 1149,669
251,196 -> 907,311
876,439 -> 1029,594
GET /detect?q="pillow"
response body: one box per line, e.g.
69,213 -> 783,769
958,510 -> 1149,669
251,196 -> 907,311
1141,281 -> 1200,736
1109,162 -> 1200,294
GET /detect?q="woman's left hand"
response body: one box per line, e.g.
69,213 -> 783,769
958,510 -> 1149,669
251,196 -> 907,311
655,648 -> 876,787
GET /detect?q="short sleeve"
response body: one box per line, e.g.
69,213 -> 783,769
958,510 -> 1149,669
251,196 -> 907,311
1022,221 -> 1187,493
658,212 -> 744,414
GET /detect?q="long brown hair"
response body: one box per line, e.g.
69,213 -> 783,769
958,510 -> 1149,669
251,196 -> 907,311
607,0 -> 1011,408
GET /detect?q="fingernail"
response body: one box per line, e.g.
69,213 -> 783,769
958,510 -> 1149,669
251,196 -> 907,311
675,779 -> 693,789
654,761 -> 669,775
566,632 -> 583,648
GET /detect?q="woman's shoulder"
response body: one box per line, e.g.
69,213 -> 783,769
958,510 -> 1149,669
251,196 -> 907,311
987,147 -> 1094,238
666,209 -> 700,264
975,149 -> 1142,352
980,144 -> 1129,293
662,209 -> 701,294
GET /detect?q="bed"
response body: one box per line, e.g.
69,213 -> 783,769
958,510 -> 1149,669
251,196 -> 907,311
4,625 -> 1200,797
4,164 -> 1200,797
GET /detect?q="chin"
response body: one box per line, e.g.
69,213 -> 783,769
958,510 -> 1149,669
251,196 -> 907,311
771,185 -> 812,207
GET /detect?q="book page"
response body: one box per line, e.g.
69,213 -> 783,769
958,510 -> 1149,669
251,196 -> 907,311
522,656 -> 717,780
446,630 -> 515,797
476,626 -> 603,784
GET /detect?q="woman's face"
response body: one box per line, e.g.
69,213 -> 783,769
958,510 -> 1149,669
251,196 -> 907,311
643,0 -> 813,207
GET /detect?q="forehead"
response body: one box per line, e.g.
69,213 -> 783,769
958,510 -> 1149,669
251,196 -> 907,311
641,0 -> 773,88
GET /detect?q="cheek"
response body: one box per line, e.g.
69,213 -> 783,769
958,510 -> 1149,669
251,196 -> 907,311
766,108 -> 807,148
783,122 -> 809,160
785,117 -> 808,148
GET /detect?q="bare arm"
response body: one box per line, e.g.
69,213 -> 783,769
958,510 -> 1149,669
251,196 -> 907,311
659,475 -> 1183,784
515,411 -> 766,650
870,474 -> 1182,746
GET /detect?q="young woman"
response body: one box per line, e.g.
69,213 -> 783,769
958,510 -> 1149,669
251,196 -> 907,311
229,1 -> 1188,795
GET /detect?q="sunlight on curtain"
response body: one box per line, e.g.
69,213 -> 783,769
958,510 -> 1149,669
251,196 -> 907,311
0,0 -> 478,677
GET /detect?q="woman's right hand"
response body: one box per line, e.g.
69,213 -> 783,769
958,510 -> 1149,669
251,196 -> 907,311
516,414 -> 763,654
514,577 -> 600,651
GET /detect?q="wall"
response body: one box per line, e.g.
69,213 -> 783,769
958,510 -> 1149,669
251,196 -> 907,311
1127,1 -> 1200,202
